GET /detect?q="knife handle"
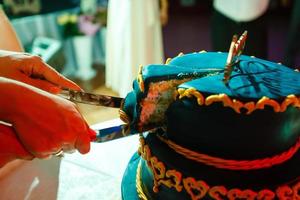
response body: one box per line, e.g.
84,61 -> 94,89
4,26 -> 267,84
92,124 -> 124,143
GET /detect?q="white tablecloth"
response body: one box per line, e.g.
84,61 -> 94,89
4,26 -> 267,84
0,119 -> 139,200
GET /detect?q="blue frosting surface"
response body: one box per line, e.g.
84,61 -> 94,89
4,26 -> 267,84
170,52 -> 300,99
122,52 -> 300,133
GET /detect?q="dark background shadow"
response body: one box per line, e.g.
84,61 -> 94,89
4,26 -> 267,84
162,0 -> 296,66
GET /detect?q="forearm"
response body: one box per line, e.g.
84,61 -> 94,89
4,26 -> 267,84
0,8 -> 24,52
0,49 -> 21,57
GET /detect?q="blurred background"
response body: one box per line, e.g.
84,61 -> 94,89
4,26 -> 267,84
1,0 -> 299,125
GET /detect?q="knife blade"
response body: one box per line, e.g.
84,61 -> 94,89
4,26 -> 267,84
59,89 -> 124,108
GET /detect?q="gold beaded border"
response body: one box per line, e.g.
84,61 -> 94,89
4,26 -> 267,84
138,136 -> 300,200
178,88 -> 300,114
157,135 -> 300,171
136,160 -> 148,200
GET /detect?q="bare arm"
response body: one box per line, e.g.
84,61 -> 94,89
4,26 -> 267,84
0,6 -> 24,52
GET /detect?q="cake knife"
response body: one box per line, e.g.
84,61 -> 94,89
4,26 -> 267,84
58,89 -> 124,108
58,89 -> 127,142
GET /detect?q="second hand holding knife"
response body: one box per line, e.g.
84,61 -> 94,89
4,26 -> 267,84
58,89 -> 126,142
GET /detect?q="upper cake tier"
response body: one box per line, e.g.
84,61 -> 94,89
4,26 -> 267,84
121,52 -> 300,138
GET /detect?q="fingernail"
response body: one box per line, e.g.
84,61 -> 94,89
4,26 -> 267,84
88,128 -> 97,142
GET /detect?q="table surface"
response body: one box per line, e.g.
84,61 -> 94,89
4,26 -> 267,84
0,119 -> 139,200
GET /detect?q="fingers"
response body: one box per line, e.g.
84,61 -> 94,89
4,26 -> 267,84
70,108 -> 93,154
75,122 -> 92,154
19,73 -> 61,94
40,64 -> 82,91
49,124 -> 92,156
19,55 -> 82,92
61,143 -> 76,154
75,131 -> 91,154
4,83 -> 92,157
13,114 -> 92,157
34,61 -> 82,91
74,122 -> 93,154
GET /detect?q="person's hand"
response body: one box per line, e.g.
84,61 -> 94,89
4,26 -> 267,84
0,77 -> 95,160
0,50 -> 81,94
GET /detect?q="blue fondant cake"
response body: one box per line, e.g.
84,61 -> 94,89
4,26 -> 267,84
120,52 -> 300,200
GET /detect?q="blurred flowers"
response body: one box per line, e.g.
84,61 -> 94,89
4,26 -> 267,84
57,7 -> 107,38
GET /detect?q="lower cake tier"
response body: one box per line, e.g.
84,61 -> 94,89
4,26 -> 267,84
131,130 -> 300,200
